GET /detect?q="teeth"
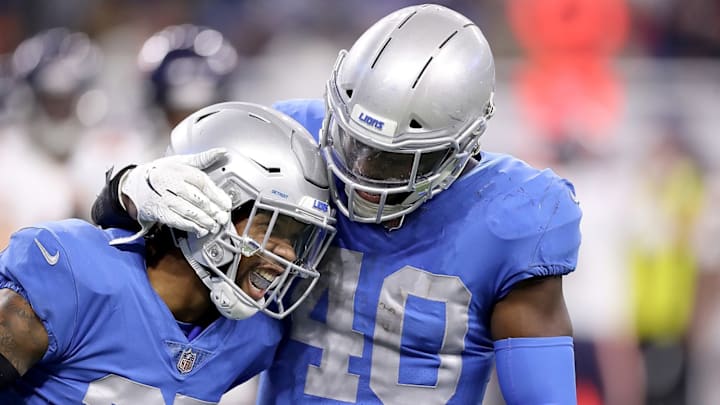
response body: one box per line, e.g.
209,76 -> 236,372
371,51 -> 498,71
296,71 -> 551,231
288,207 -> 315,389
249,269 -> 276,291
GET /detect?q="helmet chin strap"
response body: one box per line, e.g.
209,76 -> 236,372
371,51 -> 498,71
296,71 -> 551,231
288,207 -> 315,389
175,232 -> 262,320
206,278 -> 262,320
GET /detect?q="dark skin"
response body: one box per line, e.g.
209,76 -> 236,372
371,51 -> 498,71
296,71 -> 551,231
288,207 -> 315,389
0,290 -> 48,376
491,275 -> 573,340
0,212 -> 297,377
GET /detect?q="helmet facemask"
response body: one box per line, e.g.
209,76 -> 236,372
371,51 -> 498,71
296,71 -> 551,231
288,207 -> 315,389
178,176 -> 335,320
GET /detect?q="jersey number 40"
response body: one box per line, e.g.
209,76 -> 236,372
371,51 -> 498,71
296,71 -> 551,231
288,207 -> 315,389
291,248 -> 472,404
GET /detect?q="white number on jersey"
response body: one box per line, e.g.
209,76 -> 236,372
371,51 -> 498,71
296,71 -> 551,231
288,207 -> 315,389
83,374 -> 213,405
291,247 -> 472,404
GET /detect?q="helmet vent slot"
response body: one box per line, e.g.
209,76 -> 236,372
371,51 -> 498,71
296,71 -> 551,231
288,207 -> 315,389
248,112 -> 270,123
412,57 -> 433,89
195,110 -> 220,123
397,11 -> 418,29
439,31 -> 458,49
371,37 -> 392,69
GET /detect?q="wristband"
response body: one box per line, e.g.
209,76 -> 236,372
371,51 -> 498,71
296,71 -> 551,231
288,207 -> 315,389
91,165 -> 139,231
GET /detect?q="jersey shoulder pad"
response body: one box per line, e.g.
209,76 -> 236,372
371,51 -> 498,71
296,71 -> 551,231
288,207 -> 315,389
0,220 -> 81,278
482,156 -> 582,241
272,98 -> 325,142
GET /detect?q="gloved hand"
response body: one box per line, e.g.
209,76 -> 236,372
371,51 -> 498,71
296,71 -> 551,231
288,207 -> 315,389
111,148 -> 232,244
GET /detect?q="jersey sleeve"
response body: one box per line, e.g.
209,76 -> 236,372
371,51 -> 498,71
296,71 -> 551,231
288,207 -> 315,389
489,173 -> 583,299
0,226 -> 79,361
272,99 -> 325,142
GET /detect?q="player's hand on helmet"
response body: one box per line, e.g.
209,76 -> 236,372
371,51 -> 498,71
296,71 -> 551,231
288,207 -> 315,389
119,148 -> 232,238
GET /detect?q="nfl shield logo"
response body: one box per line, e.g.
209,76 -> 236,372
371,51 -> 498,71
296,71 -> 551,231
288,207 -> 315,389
177,348 -> 197,374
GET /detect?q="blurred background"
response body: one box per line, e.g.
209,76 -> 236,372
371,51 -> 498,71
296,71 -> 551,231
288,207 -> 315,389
1,1 -> 718,404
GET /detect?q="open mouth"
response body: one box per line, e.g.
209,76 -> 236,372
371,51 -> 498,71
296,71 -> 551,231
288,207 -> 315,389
245,266 -> 280,300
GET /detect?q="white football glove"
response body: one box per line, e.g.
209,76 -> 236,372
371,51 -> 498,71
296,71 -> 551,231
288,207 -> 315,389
110,148 -> 232,245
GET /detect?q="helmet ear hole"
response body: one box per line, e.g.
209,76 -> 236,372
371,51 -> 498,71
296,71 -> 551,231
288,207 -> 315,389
345,89 -> 354,99
409,119 -> 423,129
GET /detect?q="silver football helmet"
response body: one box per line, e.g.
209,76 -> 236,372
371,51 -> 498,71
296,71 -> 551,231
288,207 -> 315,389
170,102 -> 336,320
320,4 -> 495,225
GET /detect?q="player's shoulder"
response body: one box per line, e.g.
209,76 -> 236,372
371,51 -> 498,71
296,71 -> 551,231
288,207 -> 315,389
3,219 -> 101,256
9,218 -> 118,254
469,152 -> 582,240
2,219 -> 143,292
272,98 -> 325,141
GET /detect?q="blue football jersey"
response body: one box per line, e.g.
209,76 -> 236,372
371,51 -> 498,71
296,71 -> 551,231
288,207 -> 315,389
0,219 -> 282,405
256,99 -> 582,404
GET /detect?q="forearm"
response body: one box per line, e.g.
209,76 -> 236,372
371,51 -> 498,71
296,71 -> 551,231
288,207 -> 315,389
90,165 -> 140,231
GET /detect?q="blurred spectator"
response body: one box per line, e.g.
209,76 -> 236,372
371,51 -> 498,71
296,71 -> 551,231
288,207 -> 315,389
627,116 -> 707,405
0,54 -> 32,125
137,24 -> 240,134
507,0 -> 629,162
12,27 -> 105,163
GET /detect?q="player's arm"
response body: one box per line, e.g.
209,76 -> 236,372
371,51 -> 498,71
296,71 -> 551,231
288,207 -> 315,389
486,172 -> 582,404
0,288 -> 49,387
491,275 -> 572,338
90,149 -> 232,242
490,275 -> 576,405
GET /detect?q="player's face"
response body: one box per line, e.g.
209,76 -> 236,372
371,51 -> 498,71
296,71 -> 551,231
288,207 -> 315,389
232,211 -> 303,301
336,127 -> 445,184
335,128 -> 449,204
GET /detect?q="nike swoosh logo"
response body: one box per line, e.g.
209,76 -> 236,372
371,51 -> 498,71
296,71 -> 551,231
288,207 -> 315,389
34,238 -> 59,266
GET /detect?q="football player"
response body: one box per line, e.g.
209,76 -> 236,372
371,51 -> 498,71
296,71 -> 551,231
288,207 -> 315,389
137,24 -> 240,136
0,102 -> 335,403
91,4 -> 582,404
11,28 -> 103,163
